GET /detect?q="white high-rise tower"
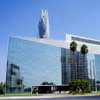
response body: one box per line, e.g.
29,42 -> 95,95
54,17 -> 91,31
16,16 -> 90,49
38,10 -> 50,38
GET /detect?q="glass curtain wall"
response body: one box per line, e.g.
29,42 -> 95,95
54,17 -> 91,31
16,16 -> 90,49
6,37 -> 62,93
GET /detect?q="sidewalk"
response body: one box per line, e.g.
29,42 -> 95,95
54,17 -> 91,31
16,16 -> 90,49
0,93 -> 99,100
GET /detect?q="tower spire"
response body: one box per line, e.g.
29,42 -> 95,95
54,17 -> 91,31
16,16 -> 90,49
38,9 -> 50,38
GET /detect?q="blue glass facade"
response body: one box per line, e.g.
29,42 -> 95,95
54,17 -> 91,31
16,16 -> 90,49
95,55 -> 100,90
61,49 -> 98,91
95,55 -> 100,82
6,37 -> 61,93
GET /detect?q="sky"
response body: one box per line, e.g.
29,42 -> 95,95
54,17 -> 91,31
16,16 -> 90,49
1,0 -> 100,82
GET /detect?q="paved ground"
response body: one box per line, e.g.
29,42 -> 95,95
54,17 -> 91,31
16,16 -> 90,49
0,96 -> 100,100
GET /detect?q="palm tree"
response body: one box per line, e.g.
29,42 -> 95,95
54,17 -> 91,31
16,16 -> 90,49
80,44 -> 88,80
70,41 -> 77,80
70,41 -> 77,53
80,44 -> 88,55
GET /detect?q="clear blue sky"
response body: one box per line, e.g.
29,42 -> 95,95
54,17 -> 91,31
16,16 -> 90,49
1,0 -> 100,82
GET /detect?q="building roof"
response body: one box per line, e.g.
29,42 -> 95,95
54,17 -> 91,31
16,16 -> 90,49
11,35 -> 68,48
66,34 -> 100,45
10,34 -> 100,54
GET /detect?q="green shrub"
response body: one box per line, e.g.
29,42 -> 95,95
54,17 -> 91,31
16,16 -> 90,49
69,80 -> 91,94
0,82 -> 5,94
0,87 -> 4,94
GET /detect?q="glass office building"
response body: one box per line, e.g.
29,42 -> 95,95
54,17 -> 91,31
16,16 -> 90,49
6,35 -> 100,93
6,36 -> 62,93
